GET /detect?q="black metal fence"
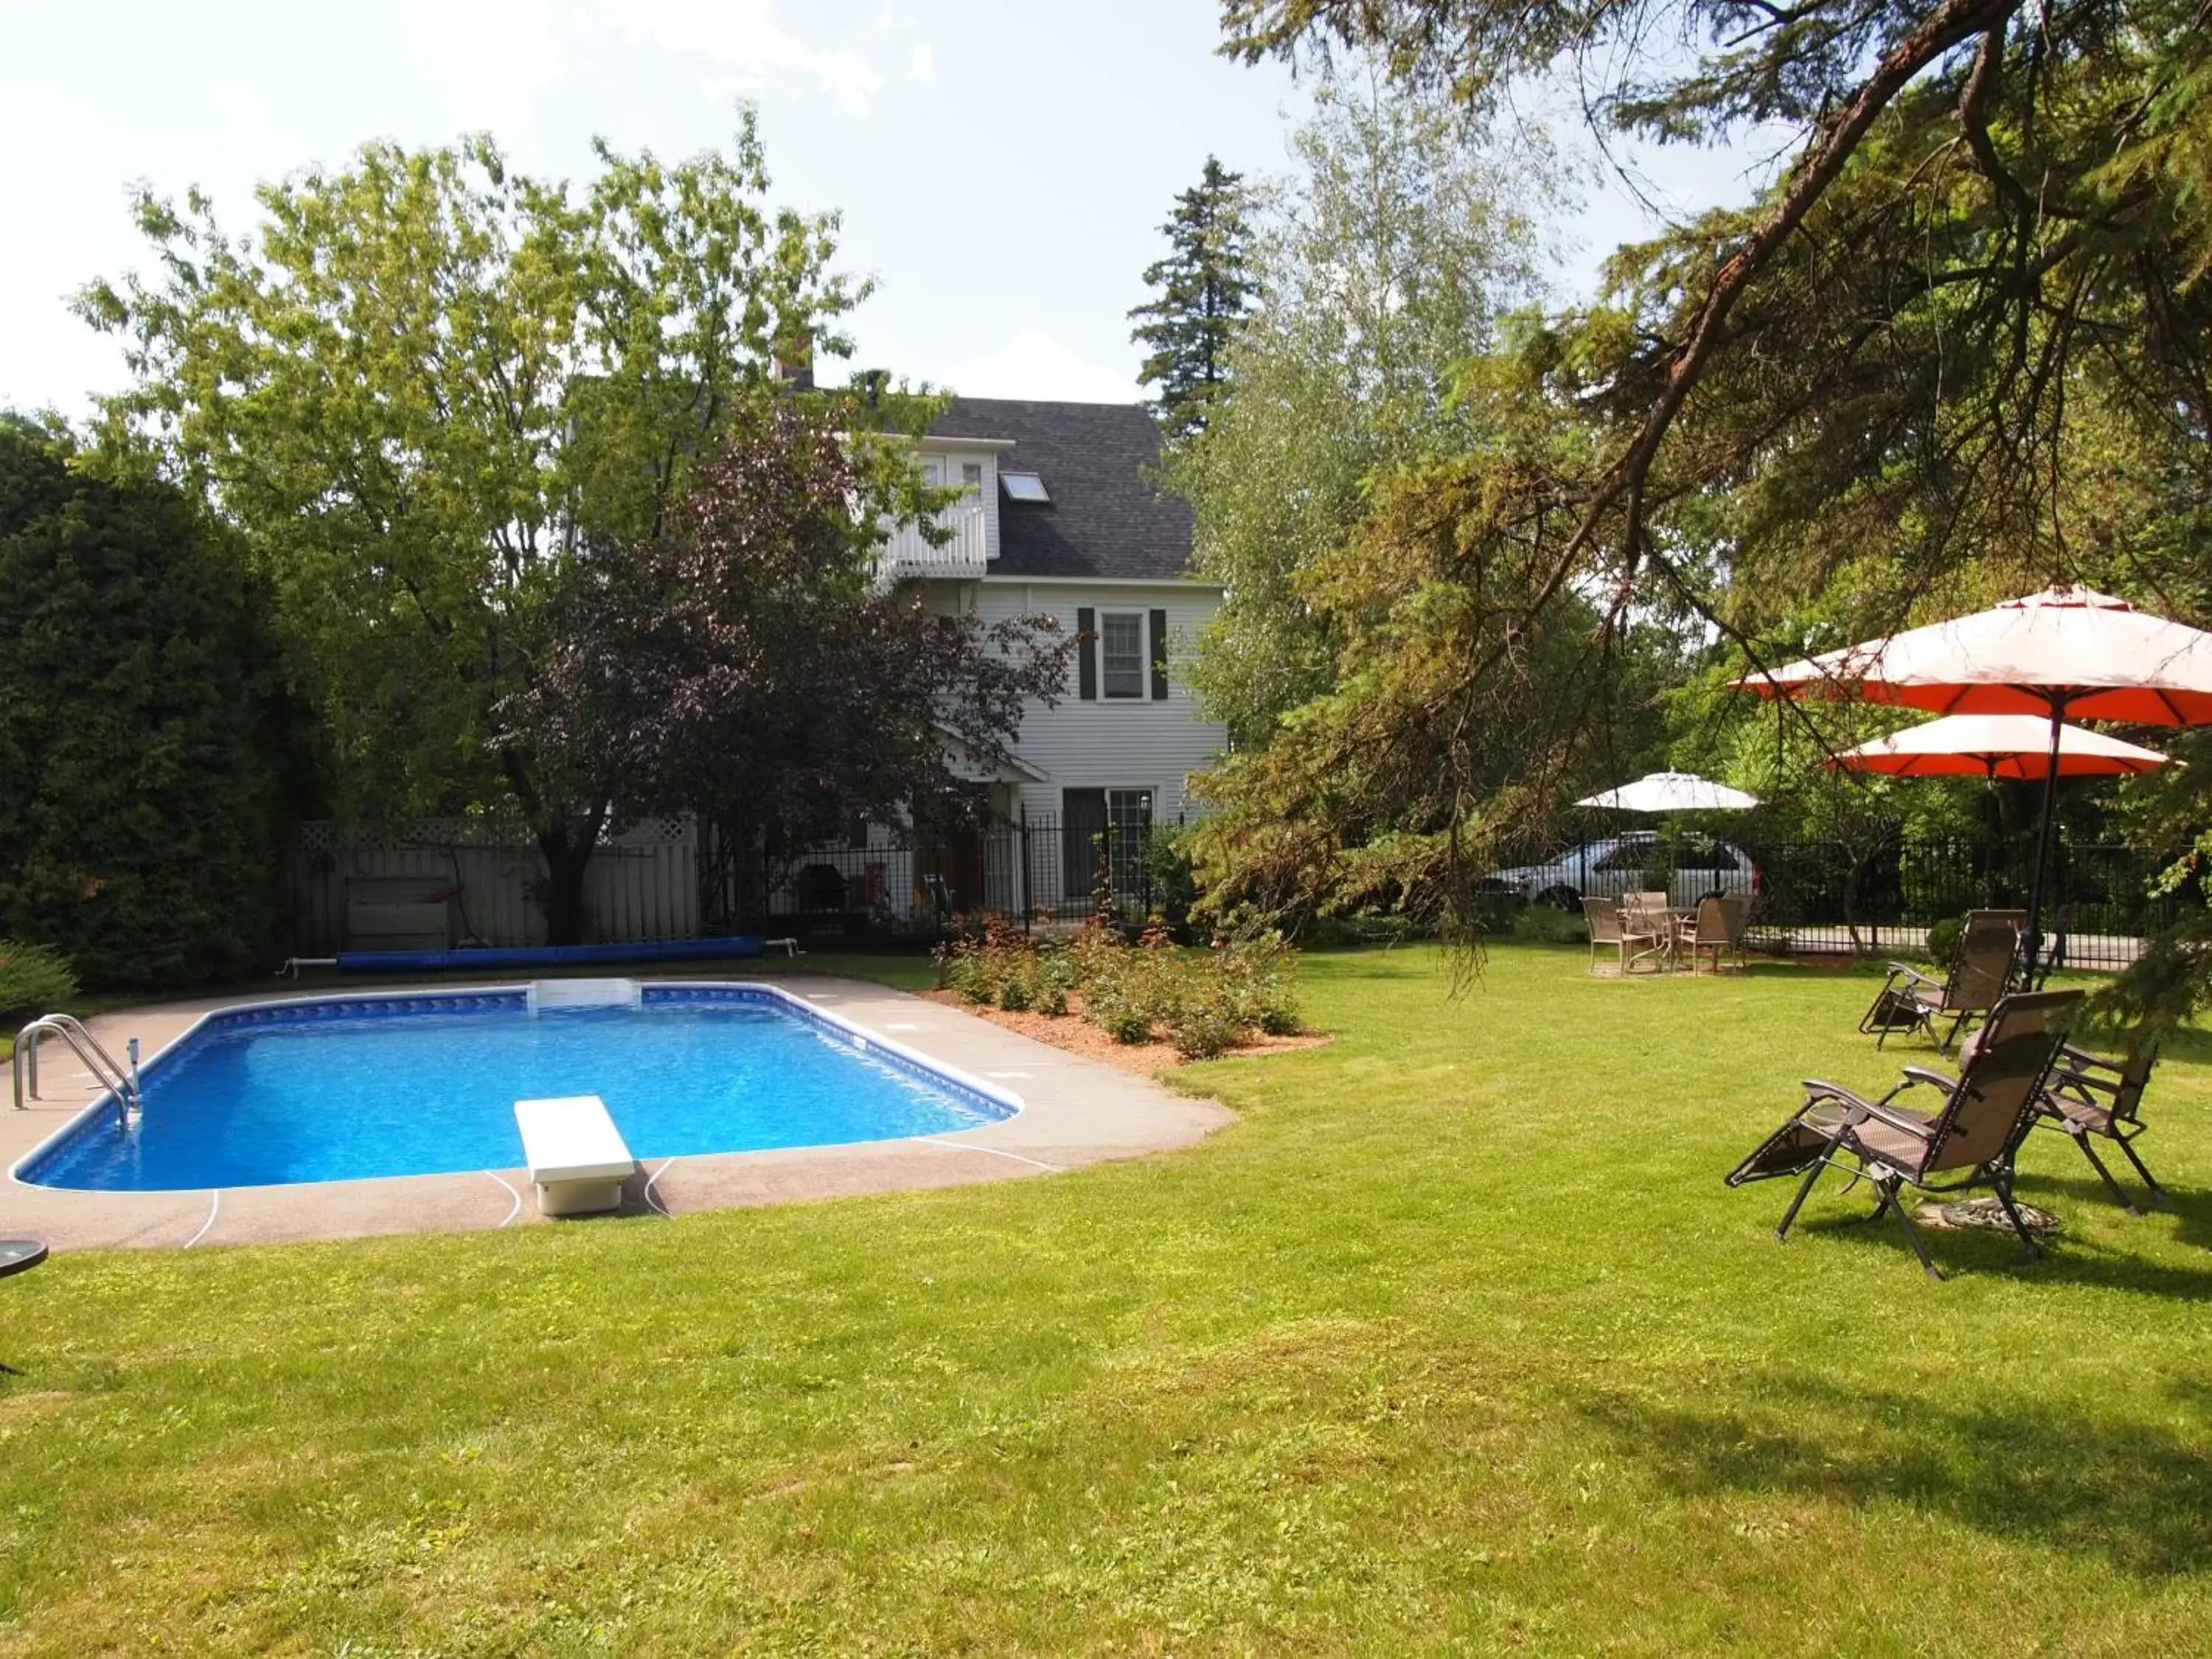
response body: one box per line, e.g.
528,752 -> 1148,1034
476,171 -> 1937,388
1730,835 -> 2189,970
763,812 -> 1154,945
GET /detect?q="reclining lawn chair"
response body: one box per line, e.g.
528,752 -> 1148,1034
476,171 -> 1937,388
1582,896 -> 1663,975
1859,908 -> 2025,1051
1728,988 -> 2081,1279
2031,1037 -> 2164,1215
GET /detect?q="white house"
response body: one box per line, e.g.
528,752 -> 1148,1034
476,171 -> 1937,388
850,397 -> 1228,920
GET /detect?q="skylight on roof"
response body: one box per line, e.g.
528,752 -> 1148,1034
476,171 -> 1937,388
1001,470 -> 1050,503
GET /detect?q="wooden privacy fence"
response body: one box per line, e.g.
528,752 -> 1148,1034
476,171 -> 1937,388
286,817 -> 700,954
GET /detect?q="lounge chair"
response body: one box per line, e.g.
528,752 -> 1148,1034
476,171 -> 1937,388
1678,894 -> 1749,973
2031,1038 -> 2164,1214
1582,895 -> 1663,975
1859,908 -> 2025,1051
1727,988 -> 2080,1279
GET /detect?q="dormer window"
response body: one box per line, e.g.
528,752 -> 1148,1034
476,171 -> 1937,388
1001,470 -> 1050,503
961,462 -> 983,493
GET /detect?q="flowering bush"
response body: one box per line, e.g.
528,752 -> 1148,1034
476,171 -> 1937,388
938,922 -> 1303,1055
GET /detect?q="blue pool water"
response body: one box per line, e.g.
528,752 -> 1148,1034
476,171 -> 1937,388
20,988 -> 1012,1192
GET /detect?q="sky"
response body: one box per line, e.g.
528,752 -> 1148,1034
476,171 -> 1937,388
0,0 -> 1772,419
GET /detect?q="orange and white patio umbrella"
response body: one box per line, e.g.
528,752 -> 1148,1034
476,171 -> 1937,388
1736,585 -> 2212,970
1825,713 -> 2172,779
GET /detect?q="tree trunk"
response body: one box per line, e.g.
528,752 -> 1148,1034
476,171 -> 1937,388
535,819 -> 601,947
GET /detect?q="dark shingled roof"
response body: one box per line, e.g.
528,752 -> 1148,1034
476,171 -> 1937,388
927,397 -> 1197,581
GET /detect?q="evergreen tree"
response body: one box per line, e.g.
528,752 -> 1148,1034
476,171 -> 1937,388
0,418 -> 291,988
1129,158 -> 1255,438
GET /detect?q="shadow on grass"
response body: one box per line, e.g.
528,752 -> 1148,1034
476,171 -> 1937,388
1573,1368 -> 2212,1576
2014,1165 -> 2212,1251
1746,1177 -> 2212,1294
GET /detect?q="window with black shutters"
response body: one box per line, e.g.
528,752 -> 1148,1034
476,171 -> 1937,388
1101,612 -> 1144,699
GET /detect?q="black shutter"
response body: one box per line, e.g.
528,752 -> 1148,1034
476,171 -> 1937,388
1149,608 -> 1169,700
1077,606 -> 1097,700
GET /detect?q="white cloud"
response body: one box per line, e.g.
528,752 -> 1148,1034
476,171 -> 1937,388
947,328 -> 1138,405
602,0 -> 888,117
906,41 -> 935,84
405,0 -> 564,133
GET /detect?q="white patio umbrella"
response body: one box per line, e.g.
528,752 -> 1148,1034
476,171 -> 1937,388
1736,585 -> 2212,973
1576,771 -> 1761,813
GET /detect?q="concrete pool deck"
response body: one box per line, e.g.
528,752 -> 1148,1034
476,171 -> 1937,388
2,973 -> 1235,1251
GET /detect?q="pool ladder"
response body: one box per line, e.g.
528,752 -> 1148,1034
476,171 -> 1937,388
13,1013 -> 139,1129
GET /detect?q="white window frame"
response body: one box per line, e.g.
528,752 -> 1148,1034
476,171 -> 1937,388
1106,787 -> 1155,895
1100,610 -> 1146,700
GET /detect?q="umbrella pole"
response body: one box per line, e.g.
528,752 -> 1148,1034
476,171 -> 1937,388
2020,699 -> 2068,985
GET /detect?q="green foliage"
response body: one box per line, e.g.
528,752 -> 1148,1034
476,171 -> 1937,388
1509,902 -> 1587,946
1168,986 -> 1246,1060
1138,824 -> 1200,934
1129,157 -> 1256,439
76,116 -> 889,941
0,422 -> 289,989
0,940 -> 80,1020
1171,73 -> 1553,748
1206,2 -> 2212,998
950,926 -> 1304,1053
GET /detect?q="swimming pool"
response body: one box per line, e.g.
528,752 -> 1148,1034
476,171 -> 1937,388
14,983 -> 1018,1193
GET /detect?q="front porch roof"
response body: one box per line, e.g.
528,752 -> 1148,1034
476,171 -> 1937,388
934,722 -> 1049,784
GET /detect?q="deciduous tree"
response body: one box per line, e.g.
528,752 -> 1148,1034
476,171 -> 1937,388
1172,69 -> 1553,746
77,113 -> 891,941
497,403 -> 1073,928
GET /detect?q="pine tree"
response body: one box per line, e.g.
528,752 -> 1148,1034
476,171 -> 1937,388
1129,158 -> 1254,439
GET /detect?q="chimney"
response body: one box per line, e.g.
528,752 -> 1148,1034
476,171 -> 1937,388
772,327 -> 815,393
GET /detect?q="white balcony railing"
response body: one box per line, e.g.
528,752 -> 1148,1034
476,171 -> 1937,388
880,498 -> 990,574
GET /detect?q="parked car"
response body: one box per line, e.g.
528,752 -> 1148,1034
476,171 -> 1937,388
1485,832 -> 1761,912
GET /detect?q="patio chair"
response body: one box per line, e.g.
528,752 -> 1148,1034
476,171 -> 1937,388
1582,896 -> 1663,975
2030,1037 -> 2164,1214
1728,988 -> 2080,1279
1625,890 -> 1680,966
1678,894 -> 1749,973
1859,908 -> 2025,1051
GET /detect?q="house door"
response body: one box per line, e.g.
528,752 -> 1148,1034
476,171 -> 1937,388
1062,789 -> 1109,902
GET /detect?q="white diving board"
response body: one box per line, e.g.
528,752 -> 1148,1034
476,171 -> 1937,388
512,1094 -> 636,1216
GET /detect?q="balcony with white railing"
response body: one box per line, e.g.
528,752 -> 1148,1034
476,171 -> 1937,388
880,498 -> 991,576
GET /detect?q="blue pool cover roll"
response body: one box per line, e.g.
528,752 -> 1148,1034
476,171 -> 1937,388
335,936 -> 766,973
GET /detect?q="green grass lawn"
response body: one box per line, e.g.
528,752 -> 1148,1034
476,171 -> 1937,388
4,944 -> 2209,1655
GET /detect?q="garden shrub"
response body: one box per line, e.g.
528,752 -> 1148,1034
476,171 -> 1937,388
0,939 -> 79,1020
1220,931 -> 1302,1034
0,422 -> 292,989
1512,902 -> 1589,946
1925,915 -> 1965,972
997,952 -> 1038,1011
1169,987 -> 1245,1060
944,922 -> 1307,1054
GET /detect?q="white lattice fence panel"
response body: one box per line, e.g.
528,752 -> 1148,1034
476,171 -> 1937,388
286,816 -> 700,952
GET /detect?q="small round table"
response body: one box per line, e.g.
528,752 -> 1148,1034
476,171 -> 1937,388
0,1239 -> 49,1376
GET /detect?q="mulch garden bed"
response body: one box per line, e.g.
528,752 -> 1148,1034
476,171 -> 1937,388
918,987 -> 1330,1079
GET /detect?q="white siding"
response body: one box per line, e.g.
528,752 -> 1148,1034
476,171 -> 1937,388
920,442 -> 1000,560
964,579 -> 1229,826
